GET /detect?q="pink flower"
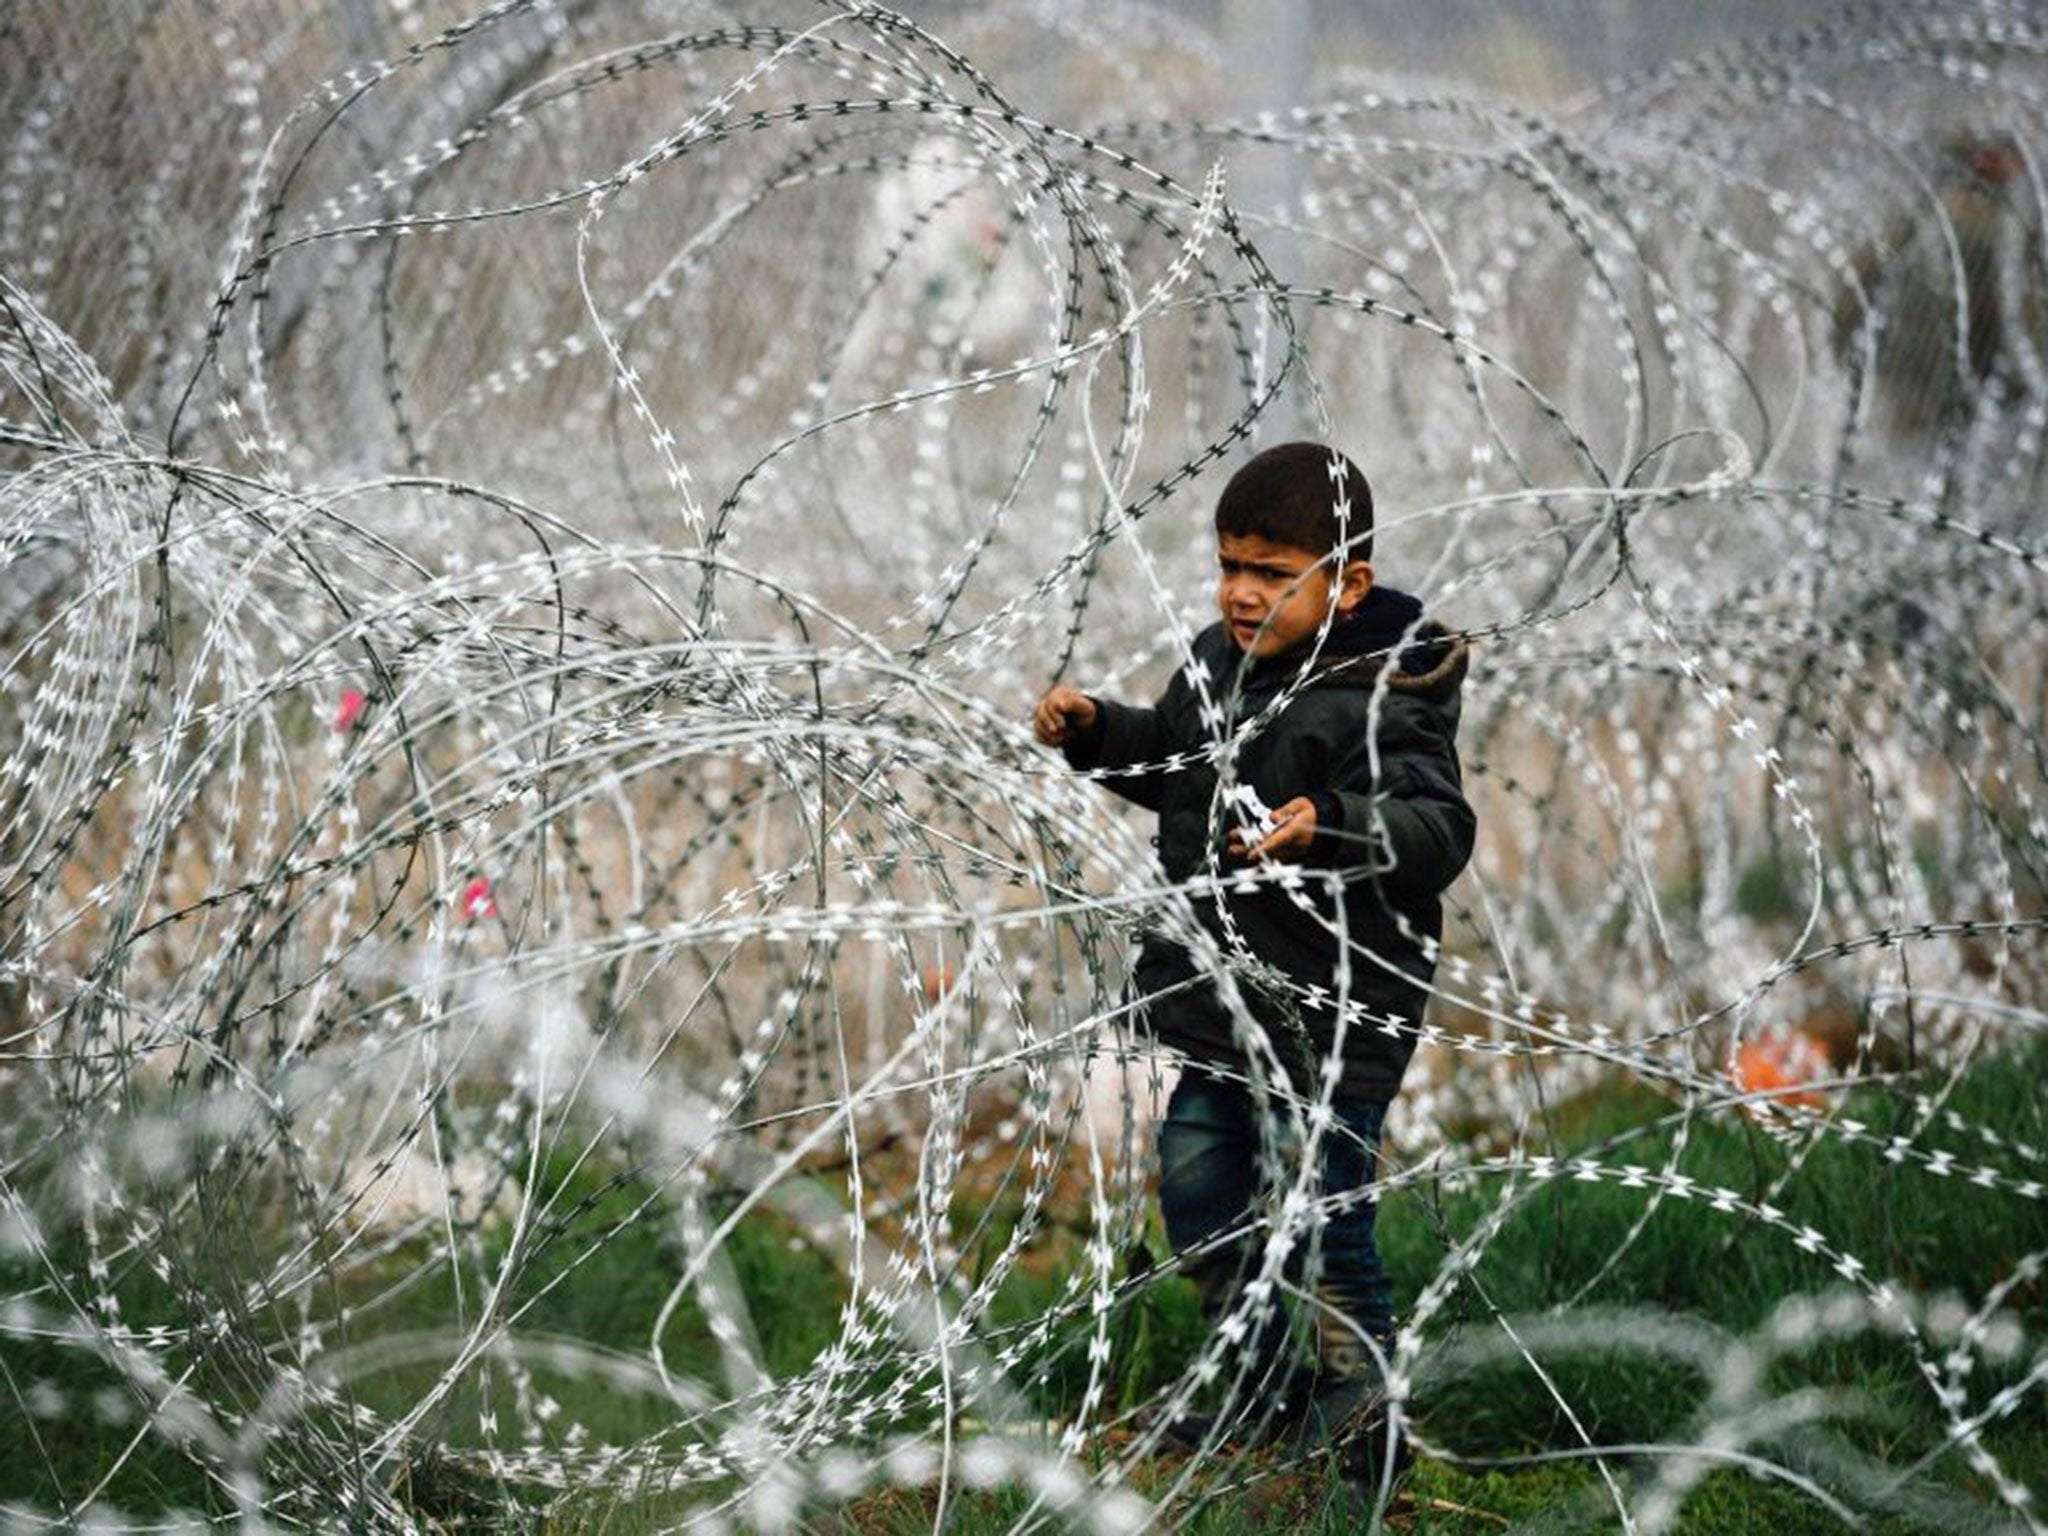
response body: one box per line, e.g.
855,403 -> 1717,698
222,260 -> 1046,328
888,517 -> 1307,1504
459,876 -> 497,921
332,688 -> 367,732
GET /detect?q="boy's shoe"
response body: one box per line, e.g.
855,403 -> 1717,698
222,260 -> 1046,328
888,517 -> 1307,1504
1294,1374 -> 1414,1490
1152,1359 -> 1323,1452
1151,1403 -> 1227,1453
1336,1412 -> 1413,1493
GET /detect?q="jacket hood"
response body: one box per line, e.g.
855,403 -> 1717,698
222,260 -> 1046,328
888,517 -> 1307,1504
1237,584 -> 1469,703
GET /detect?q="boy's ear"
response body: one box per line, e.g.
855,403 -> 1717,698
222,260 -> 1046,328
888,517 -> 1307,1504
1337,558 -> 1375,614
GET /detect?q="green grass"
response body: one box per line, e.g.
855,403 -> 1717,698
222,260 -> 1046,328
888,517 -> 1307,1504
1378,1047 -> 2046,1465
0,1212 -> 222,1516
5,1040 -> 2044,1530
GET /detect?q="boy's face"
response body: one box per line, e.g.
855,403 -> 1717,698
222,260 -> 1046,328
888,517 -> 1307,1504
1216,531 -> 1373,658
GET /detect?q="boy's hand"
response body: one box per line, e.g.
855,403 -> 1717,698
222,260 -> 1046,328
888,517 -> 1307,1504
1227,796 -> 1318,863
1033,685 -> 1099,746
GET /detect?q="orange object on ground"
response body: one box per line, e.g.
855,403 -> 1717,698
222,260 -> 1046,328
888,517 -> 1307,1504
1732,1027 -> 1831,1113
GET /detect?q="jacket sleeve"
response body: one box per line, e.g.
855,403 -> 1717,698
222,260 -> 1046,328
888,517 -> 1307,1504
1060,679 -> 1183,811
1314,698 -> 1475,899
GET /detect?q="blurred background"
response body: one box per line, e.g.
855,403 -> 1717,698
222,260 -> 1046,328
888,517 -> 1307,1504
3,2 -> 2044,1528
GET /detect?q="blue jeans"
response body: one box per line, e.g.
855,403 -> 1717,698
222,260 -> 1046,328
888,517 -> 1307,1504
1157,1068 -> 1394,1383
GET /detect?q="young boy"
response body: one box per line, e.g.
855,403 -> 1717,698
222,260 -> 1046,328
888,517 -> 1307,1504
1033,441 -> 1473,1477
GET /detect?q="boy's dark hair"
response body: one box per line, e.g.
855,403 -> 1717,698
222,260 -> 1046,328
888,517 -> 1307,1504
1213,441 -> 1374,561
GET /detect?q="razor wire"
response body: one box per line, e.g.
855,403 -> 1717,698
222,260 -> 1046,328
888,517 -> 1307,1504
2,0 -> 2046,1530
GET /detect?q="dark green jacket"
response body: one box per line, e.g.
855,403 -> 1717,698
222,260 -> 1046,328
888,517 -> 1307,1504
1065,588 -> 1473,1100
